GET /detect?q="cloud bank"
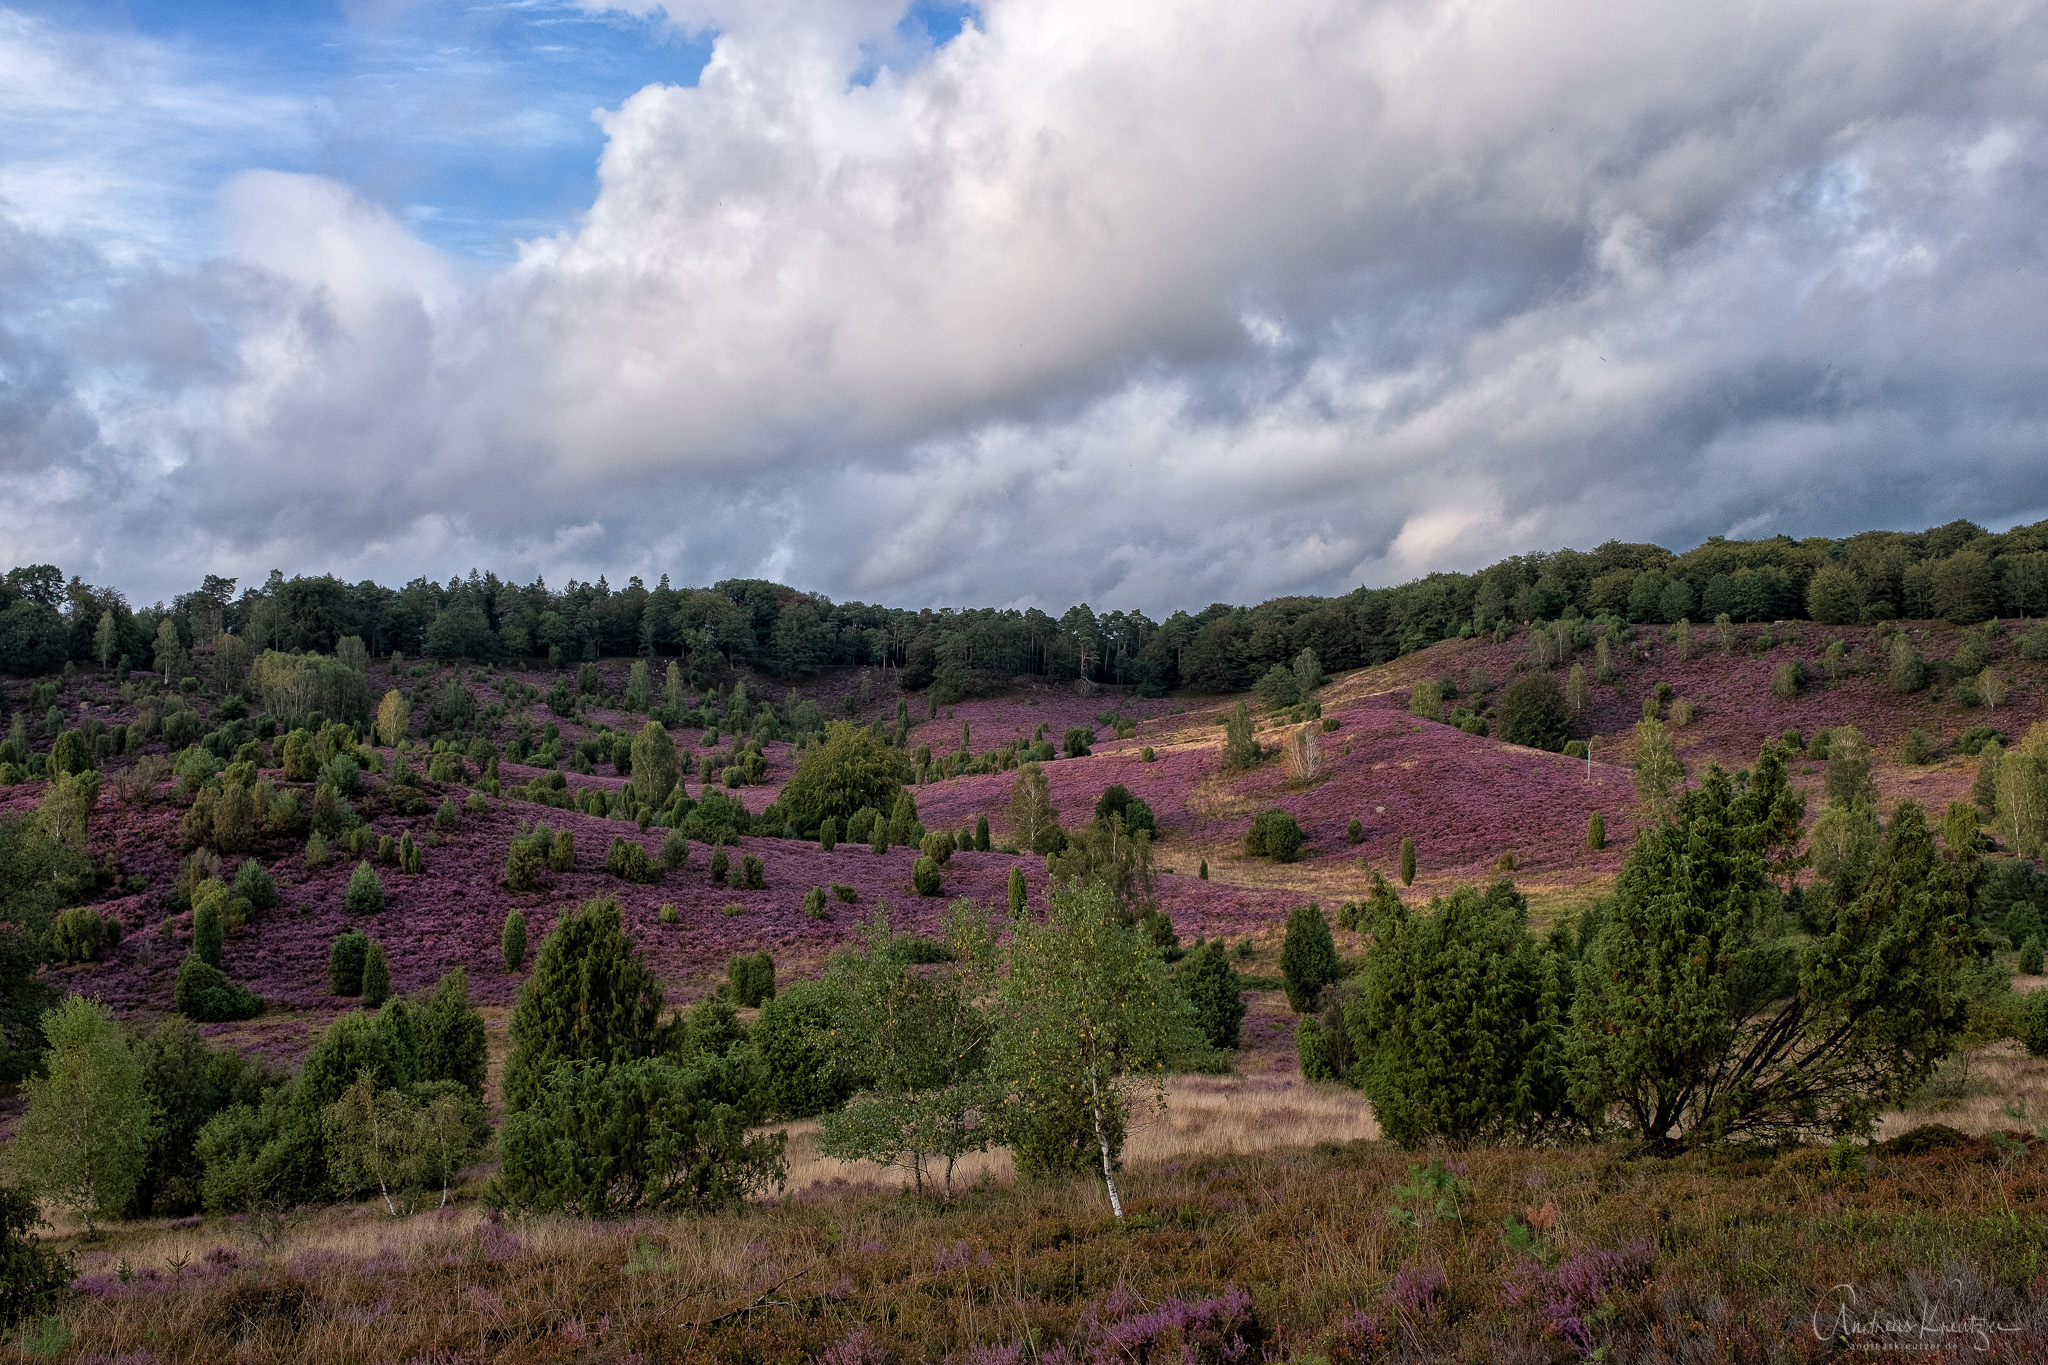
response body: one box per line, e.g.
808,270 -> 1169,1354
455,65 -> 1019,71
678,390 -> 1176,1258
4,0 -> 2048,609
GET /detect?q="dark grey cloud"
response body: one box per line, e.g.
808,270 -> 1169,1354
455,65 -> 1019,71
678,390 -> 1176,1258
4,0 -> 2048,610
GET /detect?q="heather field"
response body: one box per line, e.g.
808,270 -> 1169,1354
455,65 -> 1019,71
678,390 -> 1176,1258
5,617 -> 2048,1363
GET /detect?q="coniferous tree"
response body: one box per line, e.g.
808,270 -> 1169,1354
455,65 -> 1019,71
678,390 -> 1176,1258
501,898 -> 665,1117
360,941 -> 390,1008
1279,903 -> 1339,1014
1570,745 -> 1968,1149
1399,837 -> 1416,886
501,909 -> 527,971
1177,938 -> 1247,1048
415,968 -> 487,1099
1348,878 -> 1573,1146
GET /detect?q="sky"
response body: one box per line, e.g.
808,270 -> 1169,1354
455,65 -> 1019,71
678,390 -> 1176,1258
3,0 -> 2047,613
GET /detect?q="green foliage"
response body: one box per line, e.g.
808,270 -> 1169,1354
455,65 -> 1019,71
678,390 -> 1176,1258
727,950 -> 776,1008
1496,671 -> 1569,751
1093,785 -> 1156,838
492,1053 -> 785,1217
548,829 -> 575,873
1005,762 -> 1063,854
661,829 -> 691,869
0,1184 -> 69,1333
1632,717 -> 1686,826
818,816 -> 837,852
1348,880 -> 1573,1146
13,997 -> 152,1237
344,859 -> 385,914
233,857 -> 276,913
605,836 -> 660,884
820,904 -> 1001,1200
1296,1016 -> 1334,1082
1587,811 -> 1606,850
361,941 -> 390,1007
912,855 -> 943,897
51,906 -> 112,966
1888,634 -> 1927,693
1824,725 -> 1875,809
1221,701 -> 1262,772
1008,865 -> 1027,919
1902,729 -> 1939,765
754,980 -> 856,1119
501,898 -> 666,1117
742,854 -> 765,890
710,845 -> 729,885
1255,664 -> 1302,710
501,908 -> 527,971
1406,678 -> 1442,721
1571,745 -> 1970,1149
996,883 -> 1197,1215
47,729 -> 93,777
776,721 -> 911,834
975,814 -> 990,851
1279,903 -> 1339,1014
1177,939 -> 1246,1049
2022,937 -> 2044,976
1244,808 -> 1304,863
329,930 -> 369,996
1399,837 -> 1416,886
414,968 -> 487,1099
628,721 -> 678,809
1061,726 -> 1093,758
174,955 -> 262,1022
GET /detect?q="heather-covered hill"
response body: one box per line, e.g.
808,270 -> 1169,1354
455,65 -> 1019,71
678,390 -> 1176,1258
3,609 -> 2041,1076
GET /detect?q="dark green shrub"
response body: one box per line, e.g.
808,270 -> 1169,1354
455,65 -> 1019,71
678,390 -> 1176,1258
1244,808 -> 1304,862
0,1182 -> 70,1334
1957,726 -> 2007,757
500,897 -> 666,1117
51,906 -> 109,965
191,885 -> 225,967
1346,816 -> 1364,844
1008,865 -> 1026,918
710,845 -> 729,885
1177,939 -> 1246,1049
1400,837 -> 1416,886
174,955 -> 261,1021
1061,726 -> 1093,758
505,836 -> 545,891
834,882 -> 858,904
344,860 -> 384,914
232,858 -> 276,913
727,950 -> 776,1008
1347,881 -> 1571,1145
1296,1016 -> 1335,1081
755,981 -> 854,1119
48,729 -> 93,777
360,941 -> 390,1007
912,855 -> 942,896
329,930 -> 369,995
1279,903 -> 1339,1014
742,854 -> 765,890
919,830 -> 954,864
1496,672 -> 1569,751
548,829 -> 575,872
804,886 -> 828,919
2006,904 -> 2044,949
501,909 -> 527,971
491,1052 -> 783,1216
1902,730 -> 1939,765
819,816 -> 837,851
415,968 -> 487,1097
435,796 -> 460,829
1093,785 -> 1156,837
1255,664 -> 1302,710
2021,937 -> 2044,976
605,836 -> 660,884
1587,811 -> 1606,850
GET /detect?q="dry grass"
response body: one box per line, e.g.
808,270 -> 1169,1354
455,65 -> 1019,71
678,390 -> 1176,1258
1879,1039 -> 2048,1141
774,1072 -> 1380,1197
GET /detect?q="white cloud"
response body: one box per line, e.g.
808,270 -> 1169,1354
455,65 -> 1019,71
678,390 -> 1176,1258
6,0 -> 2048,608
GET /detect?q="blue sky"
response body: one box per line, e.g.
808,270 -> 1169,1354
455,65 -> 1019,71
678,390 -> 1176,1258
3,0 -> 974,264
3,0 -> 2046,609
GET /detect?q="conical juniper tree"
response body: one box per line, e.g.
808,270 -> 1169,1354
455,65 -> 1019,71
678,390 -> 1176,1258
1569,742 -> 1971,1149
500,898 -> 666,1117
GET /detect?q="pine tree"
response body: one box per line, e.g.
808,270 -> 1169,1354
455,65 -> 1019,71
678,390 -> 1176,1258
345,860 -> 385,914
